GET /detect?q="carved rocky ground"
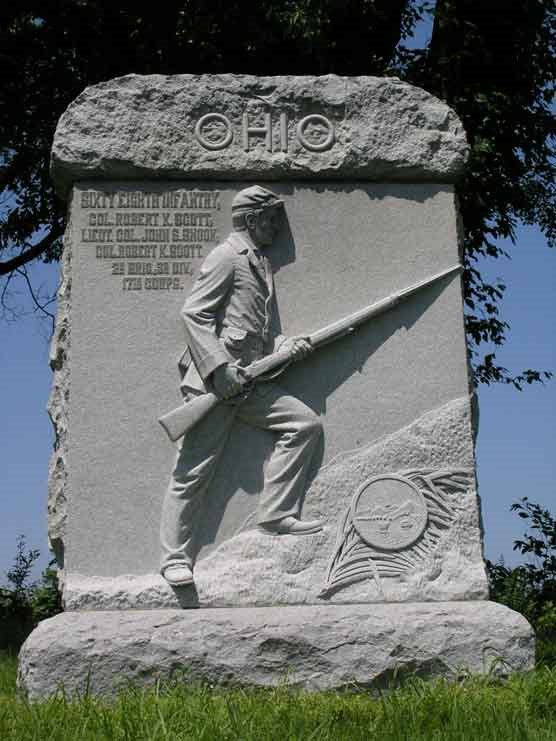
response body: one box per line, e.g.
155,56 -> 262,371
63,395 -> 487,609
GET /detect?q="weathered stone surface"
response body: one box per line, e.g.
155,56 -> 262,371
51,75 -> 467,195
63,396 -> 487,610
18,602 -> 534,699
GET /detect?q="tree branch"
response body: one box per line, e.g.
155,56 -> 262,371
14,266 -> 56,327
0,269 -> 18,322
0,227 -> 63,276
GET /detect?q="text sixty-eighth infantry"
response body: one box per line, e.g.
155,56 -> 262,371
80,190 -> 220,210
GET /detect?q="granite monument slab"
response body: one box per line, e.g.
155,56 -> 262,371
19,74 -> 533,696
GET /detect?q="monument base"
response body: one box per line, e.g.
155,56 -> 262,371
18,602 -> 534,699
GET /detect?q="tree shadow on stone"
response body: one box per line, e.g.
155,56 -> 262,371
168,581 -> 201,608
281,274 -> 452,415
268,207 -> 296,273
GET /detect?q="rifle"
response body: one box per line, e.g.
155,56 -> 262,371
158,263 -> 462,442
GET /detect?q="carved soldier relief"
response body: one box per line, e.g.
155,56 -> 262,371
159,186 -> 324,587
158,183 -> 464,594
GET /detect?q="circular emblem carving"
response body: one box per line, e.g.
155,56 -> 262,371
296,114 -> 335,151
351,475 -> 427,551
194,113 -> 234,150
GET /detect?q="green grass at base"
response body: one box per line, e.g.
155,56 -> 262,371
1,652 -> 555,741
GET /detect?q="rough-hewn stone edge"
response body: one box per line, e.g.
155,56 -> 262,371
18,602 -> 534,699
50,73 -> 468,197
46,206 -> 73,569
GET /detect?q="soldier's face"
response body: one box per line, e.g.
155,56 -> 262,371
251,207 -> 282,248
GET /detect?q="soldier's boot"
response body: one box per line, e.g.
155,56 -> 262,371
260,515 -> 324,536
162,563 -> 194,586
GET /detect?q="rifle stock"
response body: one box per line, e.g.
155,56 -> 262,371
158,263 -> 461,442
158,392 -> 219,443
157,347 -> 294,443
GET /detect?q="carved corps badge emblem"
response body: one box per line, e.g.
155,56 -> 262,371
351,474 -> 428,551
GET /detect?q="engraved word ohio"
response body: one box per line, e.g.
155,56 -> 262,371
194,111 -> 335,152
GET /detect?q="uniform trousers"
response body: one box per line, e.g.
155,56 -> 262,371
160,382 -> 322,573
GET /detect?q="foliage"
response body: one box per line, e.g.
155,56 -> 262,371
0,536 -> 39,649
0,650 -> 17,699
0,657 -> 555,741
1,2 -> 555,385
487,497 -> 556,665
0,536 -> 62,650
399,0 -> 556,388
30,562 -> 63,625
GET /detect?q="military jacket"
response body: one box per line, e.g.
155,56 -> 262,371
180,231 -> 285,393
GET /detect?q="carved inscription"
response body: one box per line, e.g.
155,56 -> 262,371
80,190 -> 220,291
194,110 -> 335,153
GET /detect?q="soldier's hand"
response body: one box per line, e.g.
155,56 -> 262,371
212,364 -> 244,399
282,336 -> 312,361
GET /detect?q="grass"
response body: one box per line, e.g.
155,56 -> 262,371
1,652 -> 556,741
0,650 -> 17,698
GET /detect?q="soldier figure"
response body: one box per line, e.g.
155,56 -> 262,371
160,186 -> 324,586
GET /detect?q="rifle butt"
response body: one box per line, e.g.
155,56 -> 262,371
158,393 -> 219,442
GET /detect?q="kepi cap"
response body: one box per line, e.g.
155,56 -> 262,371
232,186 -> 283,215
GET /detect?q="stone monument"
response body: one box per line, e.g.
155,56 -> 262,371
19,75 -> 534,698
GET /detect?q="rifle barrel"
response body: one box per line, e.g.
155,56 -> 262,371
158,263 -> 462,441
310,263 -> 461,348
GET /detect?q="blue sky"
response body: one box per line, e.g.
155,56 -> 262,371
475,225 -> 556,562
0,221 -> 554,581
